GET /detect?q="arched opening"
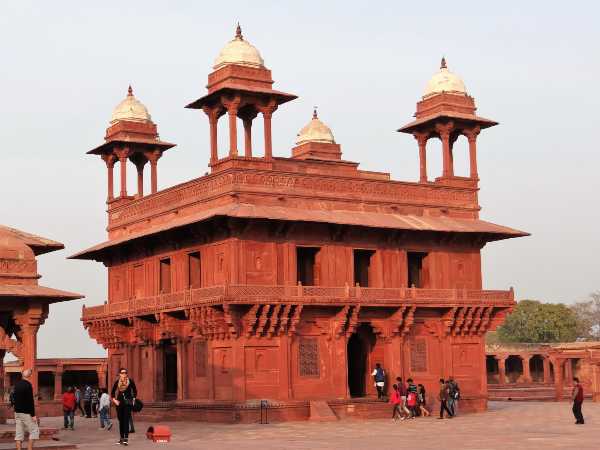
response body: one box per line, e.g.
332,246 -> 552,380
451,135 -> 470,177
347,324 -> 376,398
505,355 -> 523,383
486,355 -> 499,384
529,355 -> 545,383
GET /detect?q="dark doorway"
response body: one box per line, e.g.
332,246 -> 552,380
407,252 -> 427,288
347,333 -> 367,397
297,247 -> 320,285
164,345 -> 178,400
486,355 -> 499,384
353,250 -> 374,287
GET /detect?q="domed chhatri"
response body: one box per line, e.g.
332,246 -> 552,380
213,23 -> 265,70
296,109 -> 335,145
110,85 -> 152,124
423,57 -> 467,97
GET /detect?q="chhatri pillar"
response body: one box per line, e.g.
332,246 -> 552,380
522,354 -> 532,383
553,359 -> 565,401
54,364 -> 64,400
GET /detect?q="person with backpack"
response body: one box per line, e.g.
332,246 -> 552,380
447,377 -> 460,416
83,385 -> 92,418
406,378 -> 418,418
572,377 -> 584,424
438,378 -> 453,419
62,387 -> 76,430
371,363 -> 386,400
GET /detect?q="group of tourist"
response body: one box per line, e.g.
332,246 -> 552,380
62,368 -> 138,445
9,367 -> 138,449
372,363 -> 461,420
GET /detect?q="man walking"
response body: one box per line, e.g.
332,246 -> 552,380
438,378 -> 453,419
83,385 -> 92,418
572,377 -> 584,424
62,387 -> 76,430
13,369 -> 39,450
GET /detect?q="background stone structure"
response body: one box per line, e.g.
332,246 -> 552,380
486,342 -> 600,402
73,26 -> 527,422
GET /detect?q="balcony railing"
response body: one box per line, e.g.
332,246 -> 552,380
82,284 -> 514,320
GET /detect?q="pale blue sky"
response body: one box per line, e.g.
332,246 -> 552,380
1,1 -> 598,357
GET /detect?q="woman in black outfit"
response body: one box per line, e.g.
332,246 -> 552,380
111,368 -> 137,446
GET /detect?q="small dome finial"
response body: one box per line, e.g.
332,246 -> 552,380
313,106 -> 318,119
440,56 -> 447,69
127,85 -> 133,97
235,22 -> 243,40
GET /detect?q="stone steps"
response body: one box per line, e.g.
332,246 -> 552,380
0,427 -> 59,443
309,401 -> 338,422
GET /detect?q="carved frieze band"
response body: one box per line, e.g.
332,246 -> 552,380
108,169 -> 479,228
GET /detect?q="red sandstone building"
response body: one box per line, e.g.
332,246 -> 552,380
74,26 -> 527,420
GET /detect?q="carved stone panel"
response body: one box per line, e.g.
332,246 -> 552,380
410,339 -> 428,373
194,340 -> 208,378
298,338 -> 319,377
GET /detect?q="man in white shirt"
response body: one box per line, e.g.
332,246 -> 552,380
98,389 -> 113,431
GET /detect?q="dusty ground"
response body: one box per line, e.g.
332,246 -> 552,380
10,401 -> 600,450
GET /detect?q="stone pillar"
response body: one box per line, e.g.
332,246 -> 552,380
222,97 -> 241,158
134,159 -> 147,198
414,133 -> 428,182
144,150 -> 162,194
591,363 -> 600,402
436,123 -> 454,178
565,359 -> 573,384
243,118 -> 253,157
114,147 -> 130,198
522,355 -> 532,383
54,365 -> 63,400
465,127 -> 480,180
497,356 -> 506,384
554,359 -> 564,401
97,364 -> 107,390
101,154 -> 117,202
258,101 -> 277,161
543,356 -> 551,383
176,339 -> 187,401
202,106 -> 221,164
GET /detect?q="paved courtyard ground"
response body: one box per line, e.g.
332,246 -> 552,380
26,401 -> 600,450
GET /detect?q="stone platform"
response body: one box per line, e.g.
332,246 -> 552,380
22,401 -> 600,450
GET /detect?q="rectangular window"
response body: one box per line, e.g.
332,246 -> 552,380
407,252 -> 427,288
296,247 -> 320,286
353,249 -> 374,287
188,251 -> 201,289
299,338 -> 319,377
159,258 -> 171,294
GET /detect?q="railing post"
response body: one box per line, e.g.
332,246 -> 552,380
411,284 -> 416,299
344,282 -> 349,298
355,283 -> 361,299
297,281 -> 302,297
462,287 -> 467,300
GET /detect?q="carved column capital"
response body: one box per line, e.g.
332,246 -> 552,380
101,153 -> 117,168
113,146 -> 131,161
463,126 -> 481,142
435,121 -> 455,138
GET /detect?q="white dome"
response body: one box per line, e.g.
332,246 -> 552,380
423,58 -> 467,97
110,86 -> 152,124
213,24 -> 265,70
296,110 -> 335,145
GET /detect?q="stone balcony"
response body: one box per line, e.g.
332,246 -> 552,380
81,285 -> 514,321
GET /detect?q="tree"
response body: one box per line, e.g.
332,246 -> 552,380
496,299 -> 578,343
571,291 -> 600,340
